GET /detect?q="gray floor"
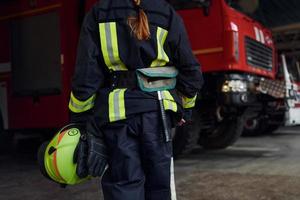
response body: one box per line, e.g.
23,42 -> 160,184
176,126 -> 300,179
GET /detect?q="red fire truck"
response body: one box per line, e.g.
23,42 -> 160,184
171,0 -> 300,156
170,0 -> 277,155
0,0 -> 296,156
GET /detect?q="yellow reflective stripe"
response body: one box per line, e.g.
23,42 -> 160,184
110,23 -> 127,71
68,92 -> 96,113
99,22 -> 127,71
161,91 -> 177,112
151,27 -> 170,67
182,94 -> 197,109
109,89 -> 127,122
99,23 -> 110,68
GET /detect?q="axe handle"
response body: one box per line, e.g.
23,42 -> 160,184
157,91 -> 171,142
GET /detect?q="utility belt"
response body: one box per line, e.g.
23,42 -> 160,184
108,66 -> 179,143
108,71 -> 137,89
108,66 -> 178,143
108,66 -> 178,92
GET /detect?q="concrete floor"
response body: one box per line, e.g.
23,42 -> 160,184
176,126 -> 300,178
1,126 -> 300,200
175,127 -> 300,200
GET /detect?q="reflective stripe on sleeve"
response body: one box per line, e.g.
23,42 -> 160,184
161,90 -> 177,112
182,94 -> 197,109
99,22 -> 128,71
68,92 -> 96,113
108,89 -> 127,122
151,27 -> 170,67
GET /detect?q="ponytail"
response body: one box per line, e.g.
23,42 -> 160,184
128,0 -> 150,40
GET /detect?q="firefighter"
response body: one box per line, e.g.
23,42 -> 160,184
69,0 -> 203,199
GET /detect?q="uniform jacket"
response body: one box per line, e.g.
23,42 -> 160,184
69,0 -> 203,124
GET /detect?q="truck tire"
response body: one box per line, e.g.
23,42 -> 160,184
242,111 -> 283,136
242,117 -> 268,136
172,109 -> 203,158
264,111 -> 284,134
173,121 -> 200,158
172,107 -> 245,156
198,112 -> 245,149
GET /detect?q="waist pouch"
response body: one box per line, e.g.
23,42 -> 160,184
136,66 -> 178,92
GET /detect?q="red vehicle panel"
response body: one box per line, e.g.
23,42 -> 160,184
0,0 -> 276,131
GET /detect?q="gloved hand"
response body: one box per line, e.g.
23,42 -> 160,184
69,110 -> 93,124
73,134 -> 89,179
183,109 -> 193,122
86,132 -> 108,177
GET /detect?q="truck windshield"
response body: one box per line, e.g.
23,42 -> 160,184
225,0 -> 258,17
167,0 -> 205,10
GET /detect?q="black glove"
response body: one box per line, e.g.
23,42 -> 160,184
86,132 -> 108,177
183,109 -> 193,122
73,134 -> 89,179
69,110 -> 93,124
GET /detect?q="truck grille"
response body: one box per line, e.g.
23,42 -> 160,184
245,36 -> 273,71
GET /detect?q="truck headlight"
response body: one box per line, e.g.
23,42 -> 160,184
222,80 -> 247,93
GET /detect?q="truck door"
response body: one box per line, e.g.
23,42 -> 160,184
168,0 -> 225,72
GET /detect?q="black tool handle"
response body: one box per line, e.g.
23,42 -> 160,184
157,91 -> 171,142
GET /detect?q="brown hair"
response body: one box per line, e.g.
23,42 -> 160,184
127,0 -> 150,40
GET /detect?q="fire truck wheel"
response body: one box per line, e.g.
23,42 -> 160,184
172,118 -> 201,159
264,112 -> 284,134
265,124 -> 281,134
242,112 -> 283,136
198,113 -> 245,149
242,117 -> 268,136
172,108 -> 203,158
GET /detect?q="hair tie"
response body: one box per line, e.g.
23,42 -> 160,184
135,4 -> 143,11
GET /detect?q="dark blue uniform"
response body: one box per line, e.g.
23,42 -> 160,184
69,0 -> 203,199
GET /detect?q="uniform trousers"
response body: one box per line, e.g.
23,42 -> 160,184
101,111 -> 176,200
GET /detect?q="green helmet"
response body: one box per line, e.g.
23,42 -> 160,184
38,124 -> 89,186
